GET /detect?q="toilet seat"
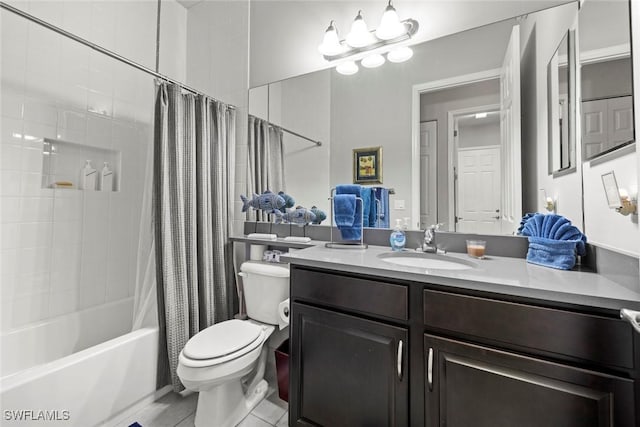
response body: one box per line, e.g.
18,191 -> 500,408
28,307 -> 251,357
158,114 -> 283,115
179,319 -> 267,368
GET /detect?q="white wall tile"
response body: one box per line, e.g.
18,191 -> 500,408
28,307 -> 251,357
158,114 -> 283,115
61,0 -> 93,41
53,220 -> 82,247
1,117 -> 24,146
90,1 -> 117,52
19,246 -> 52,275
28,0 -> 64,27
19,222 -> 53,248
1,144 -> 24,171
1,223 -> 20,249
21,147 -> 43,172
1,171 -> 22,196
21,197 -> 54,222
1,89 -> 24,120
12,291 -> 50,328
1,197 -> 22,223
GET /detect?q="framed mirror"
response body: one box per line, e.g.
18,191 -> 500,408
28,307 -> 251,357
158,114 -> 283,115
548,30 -> 576,175
579,0 -> 635,160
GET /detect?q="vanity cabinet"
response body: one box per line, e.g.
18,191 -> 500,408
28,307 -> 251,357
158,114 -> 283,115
289,267 -> 409,426
289,266 -> 638,426
424,289 -> 637,427
424,334 -> 635,427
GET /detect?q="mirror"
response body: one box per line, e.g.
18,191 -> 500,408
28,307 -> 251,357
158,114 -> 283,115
548,30 -> 576,174
248,0 -> 634,237
579,0 -> 634,160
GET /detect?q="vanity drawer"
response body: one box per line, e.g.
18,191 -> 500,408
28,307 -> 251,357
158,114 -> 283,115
423,289 -> 634,370
291,267 -> 408,321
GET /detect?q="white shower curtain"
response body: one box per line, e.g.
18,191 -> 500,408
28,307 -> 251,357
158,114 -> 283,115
153,82 -> 237,391
247,115 -> 285,221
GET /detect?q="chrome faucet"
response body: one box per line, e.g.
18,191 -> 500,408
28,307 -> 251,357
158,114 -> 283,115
422,223 -> 443,253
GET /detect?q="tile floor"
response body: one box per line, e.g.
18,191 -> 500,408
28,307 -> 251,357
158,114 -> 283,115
120,388 -> 288,427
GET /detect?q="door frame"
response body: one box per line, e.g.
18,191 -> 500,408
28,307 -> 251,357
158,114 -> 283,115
448,104 -> 501,230
411,68 -> 501,230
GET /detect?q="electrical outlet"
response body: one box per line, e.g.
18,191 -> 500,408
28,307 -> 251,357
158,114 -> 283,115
394,200 -> 405,210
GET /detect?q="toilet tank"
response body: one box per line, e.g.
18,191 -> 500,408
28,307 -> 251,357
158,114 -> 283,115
240,261 -> 290,325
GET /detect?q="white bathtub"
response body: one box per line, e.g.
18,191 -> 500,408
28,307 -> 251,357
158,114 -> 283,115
0,298 -> 162,426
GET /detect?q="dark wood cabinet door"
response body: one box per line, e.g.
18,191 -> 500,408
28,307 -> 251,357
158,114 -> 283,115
290,302 -> 409,427
424,334 -> 636,427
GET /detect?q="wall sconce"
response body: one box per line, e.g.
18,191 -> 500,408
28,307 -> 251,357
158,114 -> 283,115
601,171 -> 637,216
318,1 -> 419,75
539,189 -> 556,212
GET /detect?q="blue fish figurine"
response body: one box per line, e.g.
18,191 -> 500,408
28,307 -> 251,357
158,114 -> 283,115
278,191 -> 295,212
310,206 -> 327,224
272,206 -> 317,226
240,191 -> 285,212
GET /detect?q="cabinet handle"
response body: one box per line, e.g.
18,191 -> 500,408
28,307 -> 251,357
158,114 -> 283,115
396,340 -> 403,380
427,347 -> 433,391
620,308 -> 640,334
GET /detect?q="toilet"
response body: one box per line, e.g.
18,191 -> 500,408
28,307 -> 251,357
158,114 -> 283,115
177,261 -> 290,427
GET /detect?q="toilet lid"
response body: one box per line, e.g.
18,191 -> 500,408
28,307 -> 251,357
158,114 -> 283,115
183,319 -> 263,360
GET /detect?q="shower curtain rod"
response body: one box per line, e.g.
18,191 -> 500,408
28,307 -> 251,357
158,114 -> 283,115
0,1 -> 235,110
250,115 -> 322,146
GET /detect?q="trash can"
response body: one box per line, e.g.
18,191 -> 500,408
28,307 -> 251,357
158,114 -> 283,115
274,339 -> 289,402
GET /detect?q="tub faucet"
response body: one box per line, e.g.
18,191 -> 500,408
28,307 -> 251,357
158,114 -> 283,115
423,223 -> 443,253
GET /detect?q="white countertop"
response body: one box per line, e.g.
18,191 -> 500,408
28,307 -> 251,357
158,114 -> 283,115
281,245 -> 640,312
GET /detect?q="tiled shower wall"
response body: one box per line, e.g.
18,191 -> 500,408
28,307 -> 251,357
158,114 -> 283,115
0,1 -> 186,335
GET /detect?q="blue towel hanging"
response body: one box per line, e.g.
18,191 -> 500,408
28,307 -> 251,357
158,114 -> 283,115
336,184 -> 362,240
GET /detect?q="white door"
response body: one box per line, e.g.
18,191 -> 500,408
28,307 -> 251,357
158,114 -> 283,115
500,24 -> 522,234
420,121 -> 437,229
582,99 -> 607,158
456,147 -> 502,234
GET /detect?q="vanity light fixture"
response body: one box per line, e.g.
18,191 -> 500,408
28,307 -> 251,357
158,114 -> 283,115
601,171 -> 637,216
361,53 -> 385,68
320,1 -> 419,75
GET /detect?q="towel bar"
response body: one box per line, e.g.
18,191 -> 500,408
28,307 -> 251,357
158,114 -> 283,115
326,187 -> 368,249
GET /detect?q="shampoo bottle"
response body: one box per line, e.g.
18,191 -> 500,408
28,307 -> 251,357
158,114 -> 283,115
80,160 -> 96,190
389,218 -> 406,252
99,162 -> 113,191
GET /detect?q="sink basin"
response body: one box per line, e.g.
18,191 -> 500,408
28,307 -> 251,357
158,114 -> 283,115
377,251 -> 476,271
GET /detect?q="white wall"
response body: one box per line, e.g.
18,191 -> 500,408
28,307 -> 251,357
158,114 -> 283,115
0,0 -> 186,332
420,80 -> 501,226
521,0 -> 639,257
249,0 -> 573,87
185,0 -> 250,237
279,72 -> 332,217
520,2 -> 582,224
330,19 -> 511,227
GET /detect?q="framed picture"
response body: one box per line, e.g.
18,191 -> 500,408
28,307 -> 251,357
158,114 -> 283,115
353,146 -> 382,184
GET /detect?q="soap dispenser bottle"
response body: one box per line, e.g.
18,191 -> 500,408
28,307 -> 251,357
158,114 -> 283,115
389,218 -> 406,252
99,162 -> 113,191
80,160 -> 96,190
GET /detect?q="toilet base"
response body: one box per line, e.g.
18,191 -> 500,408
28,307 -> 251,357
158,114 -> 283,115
194,378 -> 268,427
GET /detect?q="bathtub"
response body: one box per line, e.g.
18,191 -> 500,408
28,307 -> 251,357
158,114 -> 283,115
1,298 -> 162,426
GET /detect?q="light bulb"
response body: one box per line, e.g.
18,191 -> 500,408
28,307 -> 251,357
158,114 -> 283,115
376,1 -> 406,40
346,11 -> 375,48
318,21 -> 344,56
336,61 -> 359,75
361,54 -> 385,68
387,46 -> 413,63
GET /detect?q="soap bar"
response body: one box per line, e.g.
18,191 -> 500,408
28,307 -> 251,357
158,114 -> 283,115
247,233 -> 278,240
284,236 -> 311,243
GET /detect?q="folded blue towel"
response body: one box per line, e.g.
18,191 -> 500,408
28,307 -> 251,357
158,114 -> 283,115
361,187 -> 372,227
520,213 -> 587,256
527,236 -> 582,270
334,194 -> 356,227
336,184 -> 362,240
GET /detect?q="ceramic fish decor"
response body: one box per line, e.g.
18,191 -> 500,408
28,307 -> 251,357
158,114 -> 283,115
240,191 -> 286,212
278,191 -> 295,212
272,206 -> 317,226
310,206 -> 327,224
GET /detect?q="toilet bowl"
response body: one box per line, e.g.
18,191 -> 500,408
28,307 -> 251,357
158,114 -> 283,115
177,261 -> 289,427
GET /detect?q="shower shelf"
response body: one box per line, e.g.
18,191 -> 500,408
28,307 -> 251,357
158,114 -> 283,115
41,138 -> 122,192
